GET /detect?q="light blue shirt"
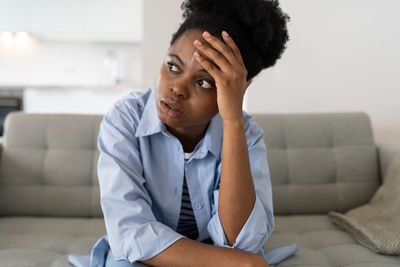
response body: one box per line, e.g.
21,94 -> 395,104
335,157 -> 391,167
68,87 -> 298,267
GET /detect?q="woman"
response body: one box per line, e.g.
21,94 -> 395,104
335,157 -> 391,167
69,0 -> 297,266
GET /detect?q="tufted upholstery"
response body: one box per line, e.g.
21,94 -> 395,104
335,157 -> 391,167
252,112 -> 380,214
0,112 -> 380,217
0,111 -> 399,267
0,113 -> 104,217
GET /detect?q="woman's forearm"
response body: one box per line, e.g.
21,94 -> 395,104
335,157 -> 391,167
138,238 -> 255,267
218,116 -> 256,246
138,118 -> 261,266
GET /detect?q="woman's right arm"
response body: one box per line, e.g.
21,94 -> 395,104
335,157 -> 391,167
138,238 -> 270,267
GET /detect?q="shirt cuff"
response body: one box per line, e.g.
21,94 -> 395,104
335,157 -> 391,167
207,191 -> 271,253
122,221 -> 187,262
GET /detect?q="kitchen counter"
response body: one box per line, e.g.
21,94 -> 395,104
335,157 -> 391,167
0,84 -> 144,115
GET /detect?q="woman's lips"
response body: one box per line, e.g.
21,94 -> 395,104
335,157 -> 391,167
159,98 -> 184,118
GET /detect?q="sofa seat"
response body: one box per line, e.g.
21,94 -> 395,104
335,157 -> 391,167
1,215 -> 399,267
0,217 -> 105,267
266,215 -> 400,266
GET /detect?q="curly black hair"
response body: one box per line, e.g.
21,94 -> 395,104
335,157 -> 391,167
170,0 -> 290,80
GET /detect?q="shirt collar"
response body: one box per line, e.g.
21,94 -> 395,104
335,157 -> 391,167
199,113 -> 222,159
135,87 -> 166,137
135,87 -> 223,159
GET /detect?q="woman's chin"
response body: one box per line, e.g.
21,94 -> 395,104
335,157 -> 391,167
157,112 -> 185,128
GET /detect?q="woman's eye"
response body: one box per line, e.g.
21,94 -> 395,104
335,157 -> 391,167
167,62 -> 179,73
197,79 -> 213,89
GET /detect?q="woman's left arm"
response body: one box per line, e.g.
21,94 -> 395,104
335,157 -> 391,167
219,113 -> 256,246
194,31 -> 268,247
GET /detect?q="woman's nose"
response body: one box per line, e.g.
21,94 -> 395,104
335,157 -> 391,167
170,85 -> 187,99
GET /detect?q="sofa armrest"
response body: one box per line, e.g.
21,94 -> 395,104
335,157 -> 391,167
376,142 -> 400,183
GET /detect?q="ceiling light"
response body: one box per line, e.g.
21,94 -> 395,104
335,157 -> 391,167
15,32 -> 33,46
0,31 -> 14,47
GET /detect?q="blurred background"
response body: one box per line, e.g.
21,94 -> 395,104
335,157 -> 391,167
0,0 -> 399,144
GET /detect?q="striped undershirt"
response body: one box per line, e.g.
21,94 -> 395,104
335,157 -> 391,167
176,152 -> 199,240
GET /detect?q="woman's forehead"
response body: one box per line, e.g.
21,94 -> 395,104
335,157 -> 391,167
168,30 -> 212,62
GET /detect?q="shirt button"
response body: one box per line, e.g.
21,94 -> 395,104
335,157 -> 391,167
195,204 -> 202,209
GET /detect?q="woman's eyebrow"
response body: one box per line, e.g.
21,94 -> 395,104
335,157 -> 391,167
169,53 -> 212,74
169,53 -> 184,66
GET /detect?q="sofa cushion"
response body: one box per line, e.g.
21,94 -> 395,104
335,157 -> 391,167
252,112 -> 380,214
329,155 -> 400,255
0,113 -> 104,217
265,215 -> 400,266
0,216 -> 398,267
0,216 -> 105,267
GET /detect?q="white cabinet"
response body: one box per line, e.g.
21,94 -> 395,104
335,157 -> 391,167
84,0 -> 143,42
0,0 -> 30,32
0,0 -> 143,42
29,0 -> 85,39
23,87 -> 133,114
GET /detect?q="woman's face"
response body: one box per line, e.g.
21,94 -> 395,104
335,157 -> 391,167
155,30 -> 219,137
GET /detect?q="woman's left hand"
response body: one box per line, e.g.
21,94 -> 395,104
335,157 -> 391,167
193,31 -> 252,123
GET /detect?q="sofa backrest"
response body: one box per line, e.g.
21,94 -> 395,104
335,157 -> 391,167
252,112 -> 380,215
0,111 -> 380,217
0,112 -> 104,217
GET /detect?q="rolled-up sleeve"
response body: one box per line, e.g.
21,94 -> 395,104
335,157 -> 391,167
97,106 -> 186,262
206,116 -> 274,254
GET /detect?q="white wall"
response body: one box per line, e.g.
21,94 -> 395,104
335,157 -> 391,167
142,0 -> 182,90
142,0 -> 399,144
247,0 -> 400,144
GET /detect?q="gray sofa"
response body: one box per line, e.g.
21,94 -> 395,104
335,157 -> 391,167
0,111 -> 399,267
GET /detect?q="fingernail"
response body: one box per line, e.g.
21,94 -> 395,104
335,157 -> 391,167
222,31 -> 229,37
203,31 -> 211,38
194,40 -> 202,46
194,51 -> 200,57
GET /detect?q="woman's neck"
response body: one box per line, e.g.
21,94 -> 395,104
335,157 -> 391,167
166,122 -> 209,153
